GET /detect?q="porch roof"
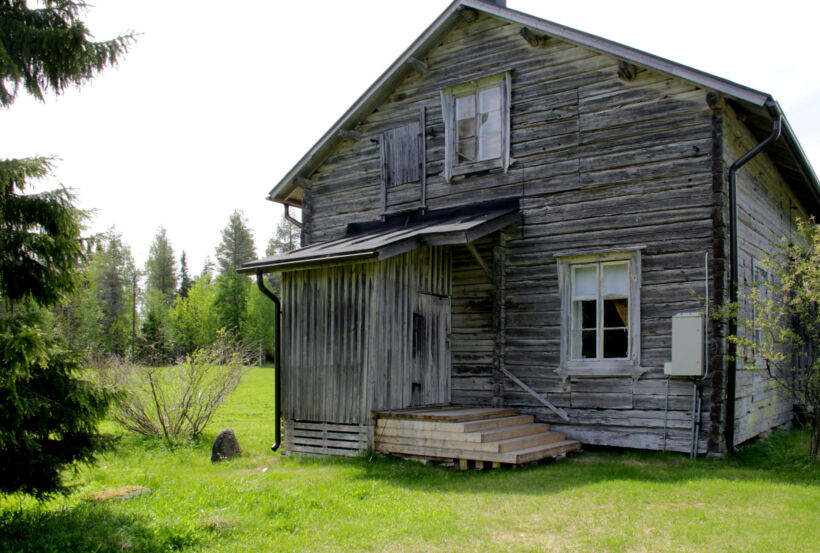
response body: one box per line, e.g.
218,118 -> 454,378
238,199 -> 519,273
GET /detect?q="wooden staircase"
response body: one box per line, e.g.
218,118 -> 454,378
373,406 -> 581,468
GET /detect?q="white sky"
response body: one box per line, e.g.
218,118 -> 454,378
3,0 -> 819,275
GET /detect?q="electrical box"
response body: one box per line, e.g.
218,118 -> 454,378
664,312 -> 704,377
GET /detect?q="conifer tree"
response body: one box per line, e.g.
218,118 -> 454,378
266,215 -> 301,256
0,1 -> 134,495
178,251 -> 192,298
145,226 -> 177,303
215,210 -> 256,275
90,229 -> 137,356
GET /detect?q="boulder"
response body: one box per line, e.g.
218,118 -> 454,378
211,428 -> 241,462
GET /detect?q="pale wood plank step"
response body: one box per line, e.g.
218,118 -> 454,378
504,440 -> 582,464
376,414 -> 534,434
375,438 -> 581,464
375,430 -> 564,454
375,421 -> 547,443
474,422 -> 550,442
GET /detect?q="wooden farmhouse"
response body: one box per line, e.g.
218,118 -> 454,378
240,0 -> 820,464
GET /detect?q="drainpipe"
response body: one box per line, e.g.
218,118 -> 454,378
725,102 -> 782,454
256,271 -> 282,452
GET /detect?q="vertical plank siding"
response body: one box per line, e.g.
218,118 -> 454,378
282,247 -> 451,432
284,12 -> 806,455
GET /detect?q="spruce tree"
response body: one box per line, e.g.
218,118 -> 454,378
215,210 -> 256,275
0,1 -> 134,496
178,251 -> 192,298
144,226 -> 177,303
90,229 -> 137,356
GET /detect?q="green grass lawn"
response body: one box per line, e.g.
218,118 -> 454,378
2,367 -> 819,552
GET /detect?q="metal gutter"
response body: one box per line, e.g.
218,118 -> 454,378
725,103 -> 782,454
256,272 -> 283,452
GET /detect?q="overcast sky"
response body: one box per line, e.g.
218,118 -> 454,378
3,0 -> 818,275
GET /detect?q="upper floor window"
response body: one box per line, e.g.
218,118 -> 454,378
557,249 -> 643,379
441,72 -> 511,182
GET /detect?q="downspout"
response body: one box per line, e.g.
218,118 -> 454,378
725,102 -> 782,454
256,271 -> 283,452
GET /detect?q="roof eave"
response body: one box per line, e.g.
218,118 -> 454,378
268,0 -> 467,205
268,0 -> 819,208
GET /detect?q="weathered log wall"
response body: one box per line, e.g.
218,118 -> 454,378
723,103 -> 805,445
292,12 -> 805,454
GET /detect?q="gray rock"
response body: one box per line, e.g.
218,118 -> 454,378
211,428 -> 241,462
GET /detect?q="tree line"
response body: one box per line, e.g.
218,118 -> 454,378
50,212 -> 300,364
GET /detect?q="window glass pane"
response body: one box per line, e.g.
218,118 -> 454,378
456,95 -> 475,120
571,330 -> 598,359
603,298 -> 628,327
603,328 -> 628,358
478,86 -> 501,113
457,117 -> 476,139
457,137 -> 476,163
603,263 -> 628,297
581,330 -> 596,358
478,110 -> 501,160
573,265 -> 597,297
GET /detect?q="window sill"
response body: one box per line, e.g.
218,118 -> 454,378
451,157 -> 502,178
555,360 -> 646,381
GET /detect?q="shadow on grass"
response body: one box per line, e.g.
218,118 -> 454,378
0,501 -> 198,553
344,429 -> 820,495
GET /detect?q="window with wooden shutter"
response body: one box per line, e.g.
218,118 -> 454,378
381,121 -> 422,188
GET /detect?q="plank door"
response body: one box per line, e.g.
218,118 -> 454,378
411,292 -> 451,406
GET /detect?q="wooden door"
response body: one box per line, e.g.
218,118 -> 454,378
411,292 -> 451,406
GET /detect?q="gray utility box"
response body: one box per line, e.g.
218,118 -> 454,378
663,312 -> 704,377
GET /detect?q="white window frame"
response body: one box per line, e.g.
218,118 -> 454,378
556,249 -> 643,379
440,72 -> 511,183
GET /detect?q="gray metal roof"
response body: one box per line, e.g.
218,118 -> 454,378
239,200 -> 520,273
268,0 -> 819,209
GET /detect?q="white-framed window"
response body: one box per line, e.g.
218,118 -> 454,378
440,72 -> 511,182
557,249 -> 642,379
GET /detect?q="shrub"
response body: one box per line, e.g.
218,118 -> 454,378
93,335 -> 249,442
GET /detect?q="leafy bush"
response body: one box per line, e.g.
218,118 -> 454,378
93,335 -> 248,442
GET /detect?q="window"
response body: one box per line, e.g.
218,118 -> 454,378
441,72 -> 511,182
557,250 -> 642,378
752,262 -> 771,353
381,121 -> 422,188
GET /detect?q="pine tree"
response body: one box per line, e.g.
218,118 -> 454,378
0,1 -> 133,496
178,251 -> 192,298
215,210 -> 256,275
144,226 -> 177,303
266,215 -> 301,256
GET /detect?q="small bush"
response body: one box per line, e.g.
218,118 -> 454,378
92,335 -> 249,442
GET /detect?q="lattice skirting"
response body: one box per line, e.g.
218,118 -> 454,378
283,420 -> 371,457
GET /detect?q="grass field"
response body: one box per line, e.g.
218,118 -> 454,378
1,367 -> 819,552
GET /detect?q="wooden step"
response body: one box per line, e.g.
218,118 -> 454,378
376,419 -> 545,443
372,405 -> 581,467
375,430 -> 565,454
493,431 -> 565,453
474,422 -> 549,442
377,414 -> 534,434
504,440 -> 582,464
